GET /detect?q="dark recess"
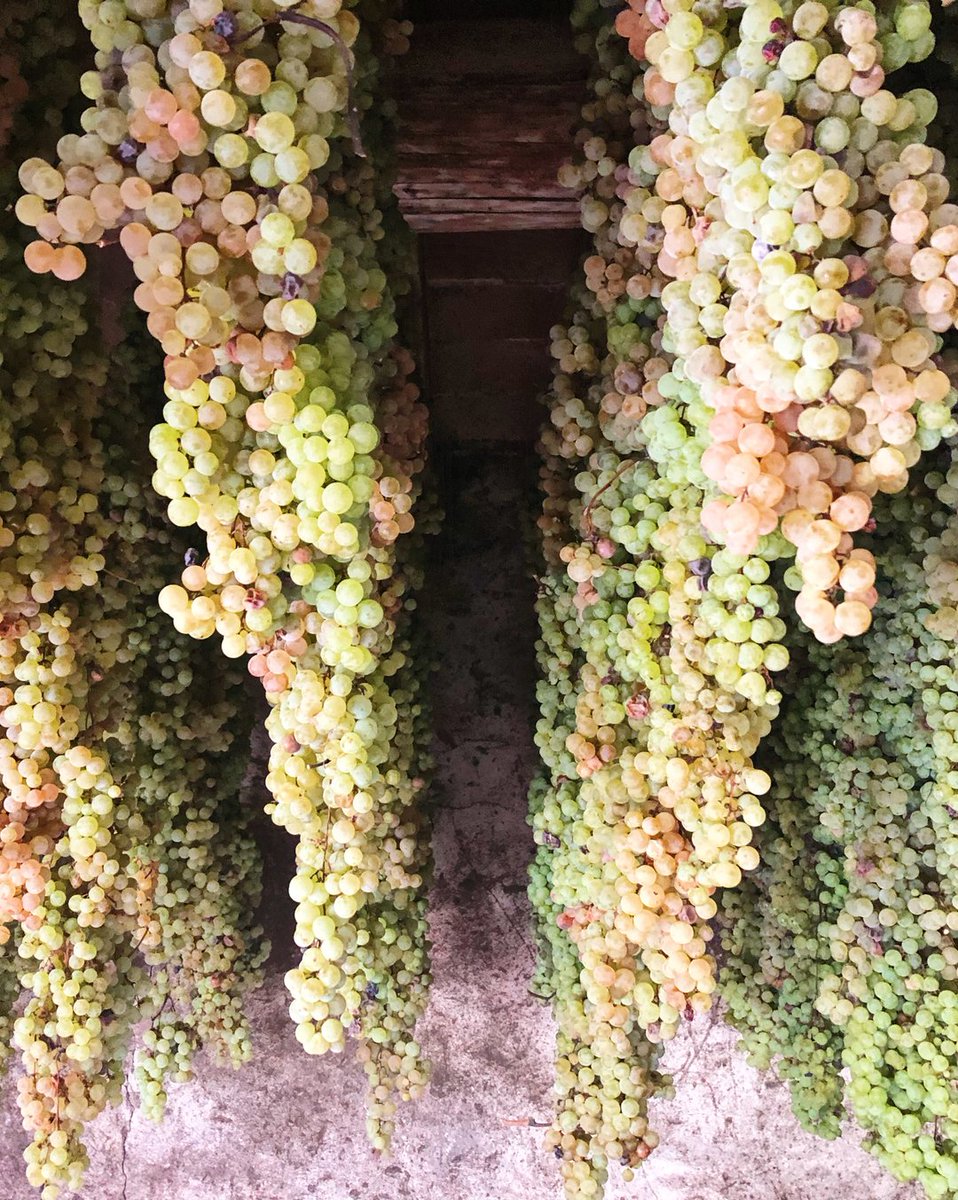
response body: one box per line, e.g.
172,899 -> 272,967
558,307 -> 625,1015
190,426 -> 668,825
407,0 -> 566,21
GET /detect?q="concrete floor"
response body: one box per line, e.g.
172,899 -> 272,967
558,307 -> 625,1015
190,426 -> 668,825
0,447 -> 918,1200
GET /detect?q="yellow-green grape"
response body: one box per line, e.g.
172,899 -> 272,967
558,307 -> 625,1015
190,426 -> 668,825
0,316 -> 270,1200
12,0 -> 434,1160
0,923 -> 21,1075
628,0 -> 956,643
0,6 -> 273,1199
16,0 -> 357,393
1,141 -> 267,1200
721,443 -> 958,1197
530,17 -> 958,1196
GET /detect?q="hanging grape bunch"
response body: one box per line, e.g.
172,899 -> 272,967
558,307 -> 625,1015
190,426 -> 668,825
529,1 -> 958,1198
13,0 -> 434,1184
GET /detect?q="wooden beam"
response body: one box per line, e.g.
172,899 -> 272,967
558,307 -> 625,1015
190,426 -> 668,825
393,19 -> 586,234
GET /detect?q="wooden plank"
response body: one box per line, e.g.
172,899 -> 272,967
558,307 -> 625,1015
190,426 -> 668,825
393,182 -> 573,199
397,84 -> 582,146
398,170 -> 580,218
394,19 -> 585,85
426,281 -> 570,342
406,198 -> 576,214
430,336 -> 556,397
395,183 -> 571,201
395,150 -> 573,178
395,149 -> 573,175
392,18 -> 587,233
399,81 -> 582,104
405,211 -> 582,232
421,230 -> 587,285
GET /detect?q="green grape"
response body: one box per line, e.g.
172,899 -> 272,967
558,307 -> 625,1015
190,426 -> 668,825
0,11 -> 269,1193
720,440 -> 958,1198
13,0 -> 433,1160
528,4 -> 792,1195
625,0 -> 957,642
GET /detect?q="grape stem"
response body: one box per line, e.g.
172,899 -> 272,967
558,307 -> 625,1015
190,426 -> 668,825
319,805 -> 330,877
105,568 -> 135,586
580,457 -> 643,540
232,6 -> 366,158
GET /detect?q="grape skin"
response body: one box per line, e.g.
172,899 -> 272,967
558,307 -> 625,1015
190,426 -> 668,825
531,3 -> 787,1195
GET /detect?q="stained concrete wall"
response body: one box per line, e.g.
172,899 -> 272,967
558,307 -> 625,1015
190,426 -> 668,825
0,446 -> 920,1200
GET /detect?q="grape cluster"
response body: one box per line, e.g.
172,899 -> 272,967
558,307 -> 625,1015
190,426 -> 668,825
530,0 -> 958,1195
618,0 -> 958,642
123,571 -> 267,1125
0,287 -> 268,1200
0,10 -> 267,1195
720,439 -> 958,1198
0,304 -> 268,1200
15,0 -> 435,1149
0,2 -> 80,163
529,3 -> 790,1196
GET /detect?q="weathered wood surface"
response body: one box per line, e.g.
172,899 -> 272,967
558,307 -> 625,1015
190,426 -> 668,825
418,229 -> 585,441
393,20 -> 586,232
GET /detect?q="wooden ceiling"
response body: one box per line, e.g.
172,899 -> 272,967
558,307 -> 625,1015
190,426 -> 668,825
393,11 -> 587,441
393,20 -> 586,234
